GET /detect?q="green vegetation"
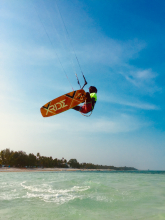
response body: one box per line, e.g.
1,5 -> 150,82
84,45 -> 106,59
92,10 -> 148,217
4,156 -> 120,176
0,148 -> 137,170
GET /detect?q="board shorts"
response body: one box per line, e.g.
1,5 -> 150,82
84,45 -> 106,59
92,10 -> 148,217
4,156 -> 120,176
80,103 -> 92,114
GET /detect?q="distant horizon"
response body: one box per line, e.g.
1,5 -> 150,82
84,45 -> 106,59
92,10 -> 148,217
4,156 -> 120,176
0,148 -> 137,170
1,148 -> 165,171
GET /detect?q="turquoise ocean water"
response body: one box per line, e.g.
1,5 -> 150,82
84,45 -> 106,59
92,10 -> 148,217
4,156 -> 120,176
0,171 -> 165,220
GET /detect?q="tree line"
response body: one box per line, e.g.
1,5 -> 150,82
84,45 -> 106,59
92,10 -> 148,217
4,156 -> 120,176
0,148 -> 137,170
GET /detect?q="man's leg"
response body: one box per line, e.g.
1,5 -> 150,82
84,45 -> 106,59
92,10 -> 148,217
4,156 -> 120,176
72,93 -> 90,112
72,106 -> 81,111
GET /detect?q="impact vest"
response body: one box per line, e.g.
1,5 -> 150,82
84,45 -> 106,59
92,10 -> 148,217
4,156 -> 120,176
90,93 -> 97,109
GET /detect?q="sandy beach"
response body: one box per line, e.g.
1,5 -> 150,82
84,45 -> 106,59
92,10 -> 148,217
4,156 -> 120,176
0,167 -> 113,172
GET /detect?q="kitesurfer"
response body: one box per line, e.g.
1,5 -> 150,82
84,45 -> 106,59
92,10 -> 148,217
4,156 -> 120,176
72,86 -> 97,114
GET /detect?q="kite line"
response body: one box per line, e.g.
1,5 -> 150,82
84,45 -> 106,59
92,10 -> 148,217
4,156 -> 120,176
34,0 -> 87,90
55,0 -> 88,89
34,2 -> 74,91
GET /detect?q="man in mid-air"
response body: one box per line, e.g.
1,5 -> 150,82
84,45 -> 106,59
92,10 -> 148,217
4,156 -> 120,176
72,86 -> 97,114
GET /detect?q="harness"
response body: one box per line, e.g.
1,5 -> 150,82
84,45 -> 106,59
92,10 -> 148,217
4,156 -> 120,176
79,97 -> 97,117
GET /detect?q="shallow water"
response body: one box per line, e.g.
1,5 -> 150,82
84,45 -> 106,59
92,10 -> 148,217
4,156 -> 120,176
0,171 -> 165,220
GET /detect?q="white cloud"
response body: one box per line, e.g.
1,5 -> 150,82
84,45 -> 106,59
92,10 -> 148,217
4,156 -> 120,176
124,68 -> 157,85
99,92 -> 159,110
121,101 -> 159,110
135,69 -> 157,79
0,111 -> 148,146
121,68 -> 160,94
71,34 -> 159,94
78,37 -> 145,66
73,35 -> 160,94
82,114 -> 146,133
0,42 -> 61,65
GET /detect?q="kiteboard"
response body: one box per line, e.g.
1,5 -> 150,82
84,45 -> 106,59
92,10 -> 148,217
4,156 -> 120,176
40,89 -> 86,117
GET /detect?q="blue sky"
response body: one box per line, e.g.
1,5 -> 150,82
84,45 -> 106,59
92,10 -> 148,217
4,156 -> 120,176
0,0 -> 165,170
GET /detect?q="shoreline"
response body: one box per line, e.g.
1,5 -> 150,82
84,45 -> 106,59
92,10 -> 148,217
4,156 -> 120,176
1,168 -> 163,173
0,167 -> 114,172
